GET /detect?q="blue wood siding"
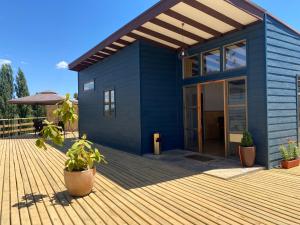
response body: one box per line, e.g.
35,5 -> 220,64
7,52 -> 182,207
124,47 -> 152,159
139,41 -> 183,154
187,23 -> 268,166
266,15 -> 300,168
78,42 -> 142,154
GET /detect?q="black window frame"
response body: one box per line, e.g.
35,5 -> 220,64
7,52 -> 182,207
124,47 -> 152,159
201,48 -> 221,75
182,55 -> 200,79
223,40 -> 247,71
103,89 -> 116,118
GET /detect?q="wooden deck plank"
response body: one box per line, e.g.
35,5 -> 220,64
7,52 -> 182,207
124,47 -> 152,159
0,136 -> 10,225
8,139 -> 21,225
102,159 -> 270,225
21,139 -> 87,225
38,141 -> 161,225
44,141 -> 300,225
47,142 -> 205,225
9,139 -> 32,225
16,139 -> 53,224
19,138 -> 64,225
1,136 -> 300,224
14,139 -> 42,225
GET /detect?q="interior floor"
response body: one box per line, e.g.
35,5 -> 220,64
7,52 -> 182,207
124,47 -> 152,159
203,139 -> 225,157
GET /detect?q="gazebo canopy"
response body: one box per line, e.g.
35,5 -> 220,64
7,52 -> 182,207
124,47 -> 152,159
8,91 -> 65,105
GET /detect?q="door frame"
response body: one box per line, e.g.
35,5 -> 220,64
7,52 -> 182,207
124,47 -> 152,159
197,76 -> 248,158
197,80 -> 227,156
183,76 -> 247,157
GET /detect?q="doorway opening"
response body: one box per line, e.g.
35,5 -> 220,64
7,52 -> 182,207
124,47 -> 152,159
202,82 -> 225,157
183,77 -> 247,158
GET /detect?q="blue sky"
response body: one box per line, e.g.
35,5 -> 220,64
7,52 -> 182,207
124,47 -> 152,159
1,0 -> 299,96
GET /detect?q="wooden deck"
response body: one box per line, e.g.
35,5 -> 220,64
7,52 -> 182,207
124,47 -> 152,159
1,136 -> 300,225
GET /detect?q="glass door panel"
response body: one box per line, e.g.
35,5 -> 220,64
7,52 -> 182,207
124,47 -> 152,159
184,86 -> 199,151
227,79 -> 247,156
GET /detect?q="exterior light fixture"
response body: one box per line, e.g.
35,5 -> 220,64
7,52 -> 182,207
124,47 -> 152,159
179,23 -> 188,59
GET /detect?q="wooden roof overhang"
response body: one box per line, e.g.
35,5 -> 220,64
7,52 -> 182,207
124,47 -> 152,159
69,0 -> 266,72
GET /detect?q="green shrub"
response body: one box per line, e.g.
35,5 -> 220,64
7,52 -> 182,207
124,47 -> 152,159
240,131 -> 254,147
279,140 -> 300,161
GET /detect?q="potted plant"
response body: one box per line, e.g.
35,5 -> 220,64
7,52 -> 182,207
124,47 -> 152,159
239,131 -> 256,167
35,94 -> 106,197
279,140 -> 300,169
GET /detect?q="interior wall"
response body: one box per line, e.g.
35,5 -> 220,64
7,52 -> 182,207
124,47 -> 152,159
204,83 -> 224,111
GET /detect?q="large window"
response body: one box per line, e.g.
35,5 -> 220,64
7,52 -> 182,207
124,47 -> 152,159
183,55 -> 200,79
202,49 -> 221,75
224,40 -> 247,70
104,89 -> 115,117
83,80 -> 94,91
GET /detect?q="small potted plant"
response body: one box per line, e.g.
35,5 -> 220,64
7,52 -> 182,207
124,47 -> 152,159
279,140 -> 300,169
239,131 -> 256,167
35,94 -> 106,196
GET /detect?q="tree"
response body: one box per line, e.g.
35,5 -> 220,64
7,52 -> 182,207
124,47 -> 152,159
15,68 -> 32,118
73,93 -> 78,100
0,64 -> 16,118
32,104 -> 46,117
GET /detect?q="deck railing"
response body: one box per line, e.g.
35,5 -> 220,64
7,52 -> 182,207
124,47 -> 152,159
0,117 -> 46,138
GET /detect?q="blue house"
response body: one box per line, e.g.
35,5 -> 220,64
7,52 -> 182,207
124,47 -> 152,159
69,0 -> 300,168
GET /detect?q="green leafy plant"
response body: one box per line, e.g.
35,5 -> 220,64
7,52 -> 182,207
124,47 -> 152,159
240,131 -> 254,147
65,134 -> 106,172
53,93 -> 78,125
35,93 -> 106,172
35,120 -> 64,150
279,140 -> 300,161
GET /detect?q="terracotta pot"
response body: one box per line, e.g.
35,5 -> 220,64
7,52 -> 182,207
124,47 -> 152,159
64,168 -> 95,197
239,146 -> 256,167
281,159 -> 300,169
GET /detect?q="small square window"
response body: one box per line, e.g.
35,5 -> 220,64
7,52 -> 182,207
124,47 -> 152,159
183,55 -> 200,79
83,80 -> 94,91
202,49 -> 221,75
224,41 -> 247,70
103,89 -> 115,117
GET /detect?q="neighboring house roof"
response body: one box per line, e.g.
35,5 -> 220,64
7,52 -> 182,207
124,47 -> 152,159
8,91 -> 77,105
69,0 -> 267,72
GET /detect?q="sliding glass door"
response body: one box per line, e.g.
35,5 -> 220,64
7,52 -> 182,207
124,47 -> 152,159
184,86 -> 199,151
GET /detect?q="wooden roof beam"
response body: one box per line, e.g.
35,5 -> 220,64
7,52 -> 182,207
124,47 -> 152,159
150,18 -> 205,42
182,0 -> 243,29
137,26 -> 188,47
164,9 -> 221,37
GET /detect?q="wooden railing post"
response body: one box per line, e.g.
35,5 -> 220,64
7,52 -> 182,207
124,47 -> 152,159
1,120 -> 3,138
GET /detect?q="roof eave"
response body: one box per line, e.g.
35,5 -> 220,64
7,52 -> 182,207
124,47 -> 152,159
69,0 -> 266,72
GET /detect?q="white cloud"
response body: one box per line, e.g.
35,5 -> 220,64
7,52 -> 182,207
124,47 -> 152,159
21,61 -> 28,65
0,59 -> 12,66
56,61 -> 68,69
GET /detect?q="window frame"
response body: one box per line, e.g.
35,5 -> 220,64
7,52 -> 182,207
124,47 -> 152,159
83,79 -> 95,92
182,54 -> 200,80
201,48 -> 221,76
103,89 -> 116,118
223,40 -> 247,72
226,77 -> 248,135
